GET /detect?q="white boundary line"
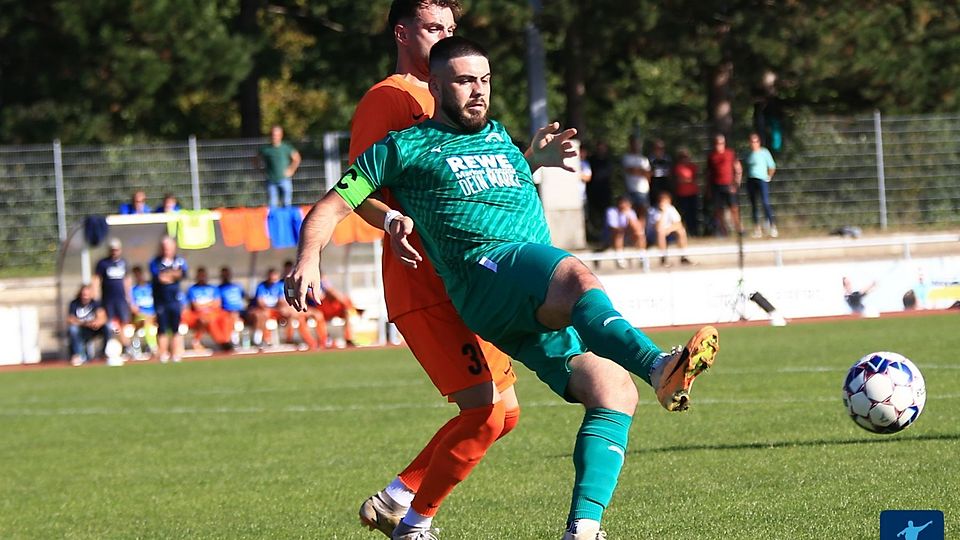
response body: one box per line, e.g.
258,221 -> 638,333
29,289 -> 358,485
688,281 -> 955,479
3,394 -> 958,417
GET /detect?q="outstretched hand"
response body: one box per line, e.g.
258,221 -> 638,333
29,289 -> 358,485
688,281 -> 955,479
527,122 -> 578,172
284,259 -> 321,312
389,216 -> 422,269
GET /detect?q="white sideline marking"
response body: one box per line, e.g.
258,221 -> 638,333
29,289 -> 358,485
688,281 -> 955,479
0,379 -> 430,407
3,394 -> 958,417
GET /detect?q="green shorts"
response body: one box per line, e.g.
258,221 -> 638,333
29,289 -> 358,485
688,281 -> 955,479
449,242 -> 587,400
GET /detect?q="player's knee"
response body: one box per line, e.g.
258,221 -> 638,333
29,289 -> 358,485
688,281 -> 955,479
465,400 -> 507,447
569,356 -> 638,415
497,406 -> 520,440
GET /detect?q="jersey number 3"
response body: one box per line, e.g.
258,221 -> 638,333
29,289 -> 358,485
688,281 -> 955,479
461,343 -> 488,375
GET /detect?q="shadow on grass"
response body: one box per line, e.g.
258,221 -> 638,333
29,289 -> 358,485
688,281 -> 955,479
548,432 -> 960,459
624,431 -> 960,456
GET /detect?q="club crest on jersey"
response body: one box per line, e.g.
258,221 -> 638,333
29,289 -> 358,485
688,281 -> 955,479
445,154 -> 522,196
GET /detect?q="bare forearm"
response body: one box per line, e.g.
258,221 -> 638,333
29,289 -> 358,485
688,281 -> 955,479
355,198 -> 395,231
296,192 -> 354,263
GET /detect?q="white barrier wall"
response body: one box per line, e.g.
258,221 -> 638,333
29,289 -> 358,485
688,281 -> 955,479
600,256 -> 960,327
0,306 -> 41,365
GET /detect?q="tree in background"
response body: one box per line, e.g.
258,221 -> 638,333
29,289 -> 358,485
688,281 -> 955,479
3,1 -> 960,144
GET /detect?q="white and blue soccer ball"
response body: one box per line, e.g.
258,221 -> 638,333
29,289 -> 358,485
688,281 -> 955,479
842,352 -> 926,434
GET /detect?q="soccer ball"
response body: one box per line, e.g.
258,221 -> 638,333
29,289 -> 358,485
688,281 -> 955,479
842,352 -> 926,434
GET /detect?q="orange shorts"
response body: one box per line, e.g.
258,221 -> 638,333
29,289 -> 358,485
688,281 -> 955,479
318,299 -> 348,320
394,301 -> 517,397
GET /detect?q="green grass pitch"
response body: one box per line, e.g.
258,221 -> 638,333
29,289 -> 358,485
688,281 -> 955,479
1,314 -> 957,539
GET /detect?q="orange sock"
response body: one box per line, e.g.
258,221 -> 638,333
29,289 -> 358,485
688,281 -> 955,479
410,400 -> 506,517
498,406 -> 520,440
396,405 -> 518,493
397,417 -> 459,492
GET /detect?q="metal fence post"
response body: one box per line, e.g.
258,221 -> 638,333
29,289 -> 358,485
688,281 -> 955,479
53,139 -> 67,242
323,132 -> 342,192
188,135 -> 201,210
873,110 -> 888,230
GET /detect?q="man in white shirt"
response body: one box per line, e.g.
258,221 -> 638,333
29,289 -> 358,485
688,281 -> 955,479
622,134 -> 651,214
647,192 -> 692,267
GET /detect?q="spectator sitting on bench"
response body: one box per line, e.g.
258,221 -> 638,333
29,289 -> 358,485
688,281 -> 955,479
67,285 -> 108,366
218,266 -> 248,345
182,266 -> 233,352
282,260 -> 323,350
130,265 -> 158,358
309,273 -> 357,348
155,193 -> 181,213
119,190 -> 151,215
605,194 -> 646,269
249,268 -> 317,350
647,191 -> 693,267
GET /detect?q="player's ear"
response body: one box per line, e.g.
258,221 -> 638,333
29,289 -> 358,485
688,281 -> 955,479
394,23 -> 407,44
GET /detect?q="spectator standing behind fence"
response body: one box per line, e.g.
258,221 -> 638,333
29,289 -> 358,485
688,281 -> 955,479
585,141 -> 614,244
648,139 -> 673,205
155,193 -> 181,213
605,195 -> 646,269
119,190 -> 151,214
744,132 -> 778,238
623,134 -> 652,214
256,125 -> 301,208
150,236 -> 188,363
67,285 -> 108,366
93,238 -> 133,355
706,134 -> 743,237
672,148 -> 701,236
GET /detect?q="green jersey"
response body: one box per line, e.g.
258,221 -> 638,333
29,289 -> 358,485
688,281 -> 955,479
336,119 -> 551,282
259,142 -> 296,182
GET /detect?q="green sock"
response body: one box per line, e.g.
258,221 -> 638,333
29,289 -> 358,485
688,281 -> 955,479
571,288 -> 663,384
568,408 -> 632,524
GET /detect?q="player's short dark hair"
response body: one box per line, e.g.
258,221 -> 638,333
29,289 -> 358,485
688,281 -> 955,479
429,36 -> 488,72
388,0 -> 462,29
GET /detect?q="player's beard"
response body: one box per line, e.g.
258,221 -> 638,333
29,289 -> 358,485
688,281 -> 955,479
441,91 -> 488,133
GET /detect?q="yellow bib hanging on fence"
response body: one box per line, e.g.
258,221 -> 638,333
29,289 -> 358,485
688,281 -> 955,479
175,210 -> 216,250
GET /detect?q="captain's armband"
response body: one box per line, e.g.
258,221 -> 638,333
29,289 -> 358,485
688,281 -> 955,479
333,166 -> 378,208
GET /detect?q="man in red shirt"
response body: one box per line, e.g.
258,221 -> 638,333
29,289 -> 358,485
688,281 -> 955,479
672,147 -> 700,235
705,134 -> 743,236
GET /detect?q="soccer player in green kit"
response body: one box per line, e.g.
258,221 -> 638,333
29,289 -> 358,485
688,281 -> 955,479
287,37 -> 719,540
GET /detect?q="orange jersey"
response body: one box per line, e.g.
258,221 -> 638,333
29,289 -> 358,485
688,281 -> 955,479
348,74 -> 450,320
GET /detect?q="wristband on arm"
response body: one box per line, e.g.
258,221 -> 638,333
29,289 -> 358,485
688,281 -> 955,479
383,210 -> 403,233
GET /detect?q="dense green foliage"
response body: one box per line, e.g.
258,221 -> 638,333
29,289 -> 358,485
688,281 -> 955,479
1,315 -> 958,538
3,1 -> 960,146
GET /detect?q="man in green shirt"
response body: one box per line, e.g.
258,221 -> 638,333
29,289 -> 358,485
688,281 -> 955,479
257,125 -> 301,208
287,37 -> 719,540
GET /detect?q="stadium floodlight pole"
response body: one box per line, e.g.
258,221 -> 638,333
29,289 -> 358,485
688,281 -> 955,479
526,0 -> 548,138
